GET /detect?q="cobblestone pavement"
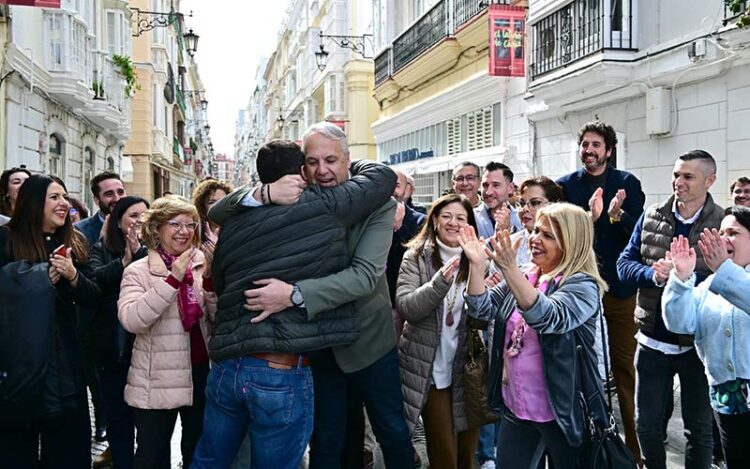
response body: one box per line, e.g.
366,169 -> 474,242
89,379 -> 689,468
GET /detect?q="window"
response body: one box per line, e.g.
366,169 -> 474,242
446,118 -> 461,155
107,156 -> 115,172
106,10 -> 130,56
49,134 -> 65,179
83,147 -> 95,210
466,106 -> 492,151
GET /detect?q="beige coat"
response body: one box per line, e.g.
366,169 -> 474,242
117,249 -> 216,409
396,243 -> 471,433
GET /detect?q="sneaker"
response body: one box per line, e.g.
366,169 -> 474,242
479,461 -> 496,469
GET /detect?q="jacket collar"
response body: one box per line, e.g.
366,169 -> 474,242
146,248 -> 204,278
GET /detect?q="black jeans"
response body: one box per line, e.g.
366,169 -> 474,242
714,411 -> 750,469
133,363 -> 208,469
100,364 -> 135,469
497,411 -> 581,469
635,344 -> 713,469
0,404 -> 91,468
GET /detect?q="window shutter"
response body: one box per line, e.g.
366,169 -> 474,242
446,118 -> 461,156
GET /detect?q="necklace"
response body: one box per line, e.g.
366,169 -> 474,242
444,277 -> 459,327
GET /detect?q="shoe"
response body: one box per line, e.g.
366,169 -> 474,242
93,447 -> 112,469
479,461 -> 496,469
95,425 -> 107,442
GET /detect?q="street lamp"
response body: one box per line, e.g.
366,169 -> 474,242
314,30 -> 373,70
184,28 -> 199,57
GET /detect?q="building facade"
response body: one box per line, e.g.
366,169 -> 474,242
525,0 -> 750,206
2,0 -> 132,211
371,0 -> 530,205
122,0 -> 213,201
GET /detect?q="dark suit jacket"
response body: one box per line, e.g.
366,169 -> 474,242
75,213 -> 104,247
557,165 -> 645,298
386,204 -> 425,304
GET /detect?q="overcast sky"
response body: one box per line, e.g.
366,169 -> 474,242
180,0 -> 289,157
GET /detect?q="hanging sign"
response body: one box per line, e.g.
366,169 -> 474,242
489,4 -> 526,77
4,0 -> 61,7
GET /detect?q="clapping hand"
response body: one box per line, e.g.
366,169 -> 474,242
652,257 -> 673,285
484,271 -> 502,288
493,204 -> 511,234
393,202 -> 406,232
589,187 -> 604,222
488,230 -> 518,272
200,239 -> 216,277
170,247 -> 195,282
608,189 -> 627,220
441,254 -> 461,282
666,235 -> 695,282
457,225 -> 489,266
698,228 -> 729,272
50,248 -> 78,285
122,224 -> 141,267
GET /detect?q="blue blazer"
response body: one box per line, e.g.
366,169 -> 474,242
557,165 -> 645,298
75,212 -> 104,247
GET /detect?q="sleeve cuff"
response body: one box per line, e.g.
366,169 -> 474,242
165,275 -> 181,289
241,187 -> 263,207
708,259 -> 736,295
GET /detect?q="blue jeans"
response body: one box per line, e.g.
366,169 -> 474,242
191,356 -> 314,469
635,344 -> 713,469
309,347 -> 413,469
477,421 -> 500,464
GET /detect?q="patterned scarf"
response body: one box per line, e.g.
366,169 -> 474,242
157,246 -> 203,331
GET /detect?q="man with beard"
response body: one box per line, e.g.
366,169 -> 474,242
474,161 -> 522,240
556,121 -> 645,464
76,172 -> 127,246
452,162 -> 482,207
731,177 -> 750,207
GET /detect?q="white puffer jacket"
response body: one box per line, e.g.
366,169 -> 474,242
118,249 -> 216,409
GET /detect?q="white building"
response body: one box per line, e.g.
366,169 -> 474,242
3,0 -> 132,211
526,0 -> 750,206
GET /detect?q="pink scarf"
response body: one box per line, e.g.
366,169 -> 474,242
157,246 -> 204,331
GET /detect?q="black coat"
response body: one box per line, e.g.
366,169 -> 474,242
88,240 -> 147,368
0,228 -> 101,422
208,161 -> 397,361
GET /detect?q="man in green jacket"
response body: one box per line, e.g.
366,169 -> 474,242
238,122 -> 413,468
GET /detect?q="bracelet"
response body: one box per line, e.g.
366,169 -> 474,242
260,184 -> 268,205
70,269 -> 79,283
609,209 -> 624,224
267,184 -> 273,204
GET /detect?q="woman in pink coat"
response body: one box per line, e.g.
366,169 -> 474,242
117,195 -> 216,468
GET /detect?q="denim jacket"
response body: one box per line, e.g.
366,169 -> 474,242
662,259 -> 750,386
464,272 -> 608,446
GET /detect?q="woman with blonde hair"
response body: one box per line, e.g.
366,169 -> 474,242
396,193 -> 480,469
118,195 -> 216,468
459,203 -> 609,469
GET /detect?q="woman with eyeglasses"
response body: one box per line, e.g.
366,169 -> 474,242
511,177 -> 564,268
89,196 -> 149,469
117,195 -> 216,468
396,193 -> 481,469
67,197 -> 89,224
0,175 -> 101,467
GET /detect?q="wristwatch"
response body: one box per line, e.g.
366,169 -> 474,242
290,284 -> 305,308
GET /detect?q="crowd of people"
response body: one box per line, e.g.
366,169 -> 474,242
0,119 -> 748,469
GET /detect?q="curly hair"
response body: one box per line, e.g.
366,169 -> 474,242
578,121 -> 618,159
191,178 -> 232,226
140,195 -> 200,250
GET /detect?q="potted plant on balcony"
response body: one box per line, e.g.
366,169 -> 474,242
112,55 -> 141,97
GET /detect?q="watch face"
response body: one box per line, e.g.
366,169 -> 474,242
292,289 -> 303,306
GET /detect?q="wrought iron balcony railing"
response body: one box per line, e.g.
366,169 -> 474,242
392,0 -> 449,73
530,0 -> 636,79
454,0 -> 510,31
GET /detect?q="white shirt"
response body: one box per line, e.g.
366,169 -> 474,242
432,238 -> 465,389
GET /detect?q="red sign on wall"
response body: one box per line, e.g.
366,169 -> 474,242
3,0 -> 62,7
488,4 -> 526,77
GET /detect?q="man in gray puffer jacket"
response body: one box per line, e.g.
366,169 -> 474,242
191,140 -> 396,469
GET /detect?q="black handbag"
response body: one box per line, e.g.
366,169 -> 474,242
464,327 -> 501,429
576,310 -> 638,469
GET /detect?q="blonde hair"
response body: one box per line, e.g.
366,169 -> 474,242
536,203 -> 608,297
140,195 -> 200,249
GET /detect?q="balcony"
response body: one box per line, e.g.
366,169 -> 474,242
530,0 -> 636,79
724,1 -> 749,25
393,0 -> 449,73
43,10 -> 93,109
84,52 -> 130,138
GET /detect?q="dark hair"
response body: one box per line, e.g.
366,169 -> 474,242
519,176 -> 564,202
452,162 -> 480,178
725,205 -> 750,232
256,140 -> 305,184
484,161 -> 514,183
730,177 -> 750,193
192,178 -> 232,225
6,174 -> 88,263
68,197 -> 89,220
677,149 -> 717,176
578,121 -> 618,159
90,171 -> 122,198
104,196 -> 150,256
0,166 -> 32,216
406,193 -> 477,284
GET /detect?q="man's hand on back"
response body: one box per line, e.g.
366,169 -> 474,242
244,278 -> 294,323
268,175 -> 306,206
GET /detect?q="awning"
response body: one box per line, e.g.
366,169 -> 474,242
389,145 -> 508,176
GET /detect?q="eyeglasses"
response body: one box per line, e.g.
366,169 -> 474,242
69,208 -> 78,216
518,199 -> 548,210
453,175 -> 478,183
165,221 -> 198,232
